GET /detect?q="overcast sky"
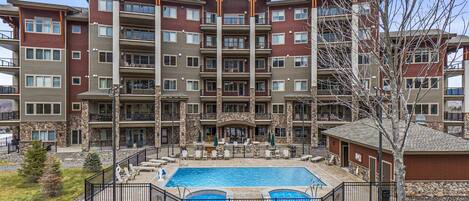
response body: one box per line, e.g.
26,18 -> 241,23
0,0 -> 467,86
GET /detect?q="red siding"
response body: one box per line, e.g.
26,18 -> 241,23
328,136 -> 340,155
405,155 -> 469,180
161,2 -> 201,32
349,143 -> 393,170
89,0 -> 112,24
20,8 -> 64,48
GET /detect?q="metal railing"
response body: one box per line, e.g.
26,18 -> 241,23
162,113 -> 180,121
122,29 -> 155,41
294,114 -> 311,121
318,33 -> 348,43
317,113 -> 352,122
223,41 -> 246,49
121,87 -> 155,95
318,7 -> 350,16
445,62 -> 463,70
445,87 -> 464,95
223,16 -> 245,25
0,85 -> 17,94
317,88 -> 352,95
255,113 -> 271,120
444,112 -> 464,121
0,58 -> 17,67
90,114 -> 113,122
0,111 -> 19,120
201,113 -> 216,120
121,113 -> 155,121
256,41 -> 269,49
0,30 -> 14,39
123,2 -> 155,14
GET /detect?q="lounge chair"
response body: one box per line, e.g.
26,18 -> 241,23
161,156 -> 177,163
115,167 -> 128,183
211,150 -> 218,160
149,159 -> 168,165
265,150 -> 272,159
310,156 -> 324,163
326,155 -> 336,166
300,155 -> 313,161
195,150 -> 203,160
130,164 -> 157,172
275,150 -> 281,159
224,150 -> 231,159
123,167 -> 136,180
283,149 -> 290,159
181,150 -> 188,160
141,161 -> 163,167
129,164 -> 141,175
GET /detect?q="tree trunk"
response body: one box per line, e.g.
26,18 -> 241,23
393,150 -> 406,201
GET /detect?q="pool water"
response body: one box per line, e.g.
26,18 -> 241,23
269,190 -> 311,199
186,193 -> 226,200
165,167 -> 325,188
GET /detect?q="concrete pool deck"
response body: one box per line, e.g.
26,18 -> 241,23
130,158 -> 363,198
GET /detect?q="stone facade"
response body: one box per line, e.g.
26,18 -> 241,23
310,87 -> 318,147
272,113 -> 288,144
186,114 -> 202,144
286,101 -> 293,144
327,151 -> 341,166
179,101 -> 187,146
114,89 -> 120,149
406,181 -> 469,197
19,121 -> 68,147
81,100 -> 90,150
217,112 -> 255,125
464,113 -> 469,139
154,86 -> 162,148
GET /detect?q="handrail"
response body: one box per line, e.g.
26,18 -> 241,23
0,30 -> 14,39
0,58 -> 18,67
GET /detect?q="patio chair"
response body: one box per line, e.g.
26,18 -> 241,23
265,150 -> 272,159
283,149 -> 290,159
224,149 -> 231,159
326,155 -> 336,166
129,164 -> 141,175
123,167 -> 136,180
115,167 -> 128,183
130,163 -> 157,172
181,150 -> 188,160
300,155 -> 313,161
149,159 -> 168,165
310,156 -> 325,163
161,156 -> 177,163
195,150 -> 202,160
275,149 -> 281,159
141,161 -> 163,167
211,150 -> 218,160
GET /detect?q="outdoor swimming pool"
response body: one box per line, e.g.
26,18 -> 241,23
165,167 -> 325,188
269,189 -> 311,199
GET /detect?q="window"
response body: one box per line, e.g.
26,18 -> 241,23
255,104 -> 266,114
430,104 -> 438,115
163,55 -> 177,67
98,77 -> 112,89
383,79 -> 391,90
186,80 -> 199,91
206,103 -> 217,113
406,49 -> 439,63
98,51 -> 112,63
24,17 -> 60,34
25,103 -> 61,115
358,29 -> 370,40
275,128 -> 286,137
163,6 -> 177,18
187,104 -> 199,114
224,81 -> 239,92
358,3 -> 371,14
25,75 -> 61,88
294,32 -> 308,44
273,104 -> 285,114
71,25 -> 81,34
98,25 -> 112,37
294,56 -> 308,67
272,33 -> 285,45
186,33 -> 200,44
255,81 -> 265,92
294,8 -> 308,20
32,130 -> 56,141
72,102 -> 81,111
431,78 -> 439,88
272,57 -> 285,68
25,48 -> 61,61
272,10 -> 285,22
206,58 -> 216,69
163,31 -> 177,42
358,53 -> 370,64
255,58 -> 265,69
255,126 -> 267,136
186,8 -> 200,21
408,103 -> 438,115
294,80 -> 308,91
272,80 -> 285,91
72,51 -> 81,60
163,79 -> 177,91
186,56 -> 199,68
361,79 -> 370,90
98,0 -> 112,11
72,76 -> 81,85
206,80 -> 216,92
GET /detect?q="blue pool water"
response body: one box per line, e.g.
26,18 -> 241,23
186,194 -> 226,199
165,167 -> 325,188
269,190 -> 311,199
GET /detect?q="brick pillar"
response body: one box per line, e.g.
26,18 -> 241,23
81,100 -> 90,151
179,101 -> 187,146
310,87 -> 318,147
154,86 -> 161,148
286,101 -> 293,144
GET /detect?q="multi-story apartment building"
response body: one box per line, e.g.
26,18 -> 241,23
0,0 -> 467,151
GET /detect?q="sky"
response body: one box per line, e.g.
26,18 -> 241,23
0,0 -> 467,86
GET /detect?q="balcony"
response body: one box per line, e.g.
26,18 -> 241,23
317,86 -> 352,97
120,59 -> 155,74
445,87 -> 464,98
444,112 -> 464,122
318,33 -> 350,45
161,113 -> 180,121
294,113 -> 311,121
120,29 -> 155,50
0,58 -> 19,73
0,30 -> 19,51
0,85 -> 19,99
256,42 -> 272,55
120,2 -> 155,26
0,111 -> 19,121
444,62 -> 463,74
218,112 -> 255,126
121,113 -> 155,121
317,113 -> 352,122
89,114 -> 112,122
201,113 -> 216,120
255,113 -> 271,120
318,7 -> 350,18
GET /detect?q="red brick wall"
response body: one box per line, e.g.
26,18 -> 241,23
89,0 -> 112,24
161,2 -> 201,32
328,136 -> 340,155
405,154 -> 469,180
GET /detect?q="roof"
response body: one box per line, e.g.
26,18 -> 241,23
447,35 -> 469,47
267,0 -> 310,6
7,0 -> 82,13
385,29 -> 457,39
323,118 -> 469,153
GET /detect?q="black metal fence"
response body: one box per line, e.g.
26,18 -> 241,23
321,182 -> 397,201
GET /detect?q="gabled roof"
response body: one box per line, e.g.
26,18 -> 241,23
7,0 -> 82,13
323,118 -> 469,154
384,29 -> 457,39
447,35 -> 469,47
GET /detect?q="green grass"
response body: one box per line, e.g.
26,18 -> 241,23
0,168 -> 93,201
0,160 -> 15,166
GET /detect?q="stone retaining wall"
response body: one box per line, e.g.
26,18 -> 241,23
406,181 -> 469,197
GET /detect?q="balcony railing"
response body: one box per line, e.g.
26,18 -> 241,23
122,29 -> 155,41
0,58 -> 18,67
121,113 -> 155,121
223,16 -> 245,25
445,87 -> 464,95
201,113 -> 216,120
255,17 -> 267,25
121,87 -> 154,95
294,114 -> 311,121
255,42 -> 269,49
445,62 -> 463,70
204,16 -> 216,24
444,112 -> 464,121
0,85 -> 17,94
0,111 -> 18,120
318,33 -> 347,43
123,3 -> 155,14
201,90 -> 216,96
0,30 -> 15,40
255,113 -> 271,120
317,87 -> 351,95
318,113 -> 352,122
318,7 -> 350,16
161,113 -> 180,121
223,67 -> 246,73
89,114 -> 112,122
223,41 -> 247,49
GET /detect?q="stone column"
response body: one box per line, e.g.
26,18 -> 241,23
310,3 -> 318,147
112,0 -> 120,85
113,88 -> 120,150
310,88 -> 318,147
216,11 -> 223,142
350,3 -> 360,122
154,3 -> 162,148
154,86 -> 162,148
463,46 -> 469,138
179,101 -> 187,146
286,101 -> 293,144
81,100 -> 90,151
249,14 -> 256,127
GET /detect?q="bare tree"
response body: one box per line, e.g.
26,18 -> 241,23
310,0 -> 467,200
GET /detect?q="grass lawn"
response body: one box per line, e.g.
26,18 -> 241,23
0,168 -> 93,201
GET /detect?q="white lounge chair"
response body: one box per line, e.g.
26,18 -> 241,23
115,167 -> 128,183
224,150 -> 231,159
123,167 -> 136,180
141,161 -> 163,167
283,149 -> 290,159
149,159 -> 168,165
301,155 -> 313,161
326,155 -> 336,166
211,150 -> 218,160
129,164 -> 141,175
130,164 -> 157,172
195,150 -> 202,160
181,150 -> 188,160
310,156 -> 324,163
265,150 -> 272,159
275,149 -> 281,159
161,156 -> 177,163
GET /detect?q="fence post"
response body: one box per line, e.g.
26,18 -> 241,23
149,184 -> 152,201
164,190 -> 167,201
232,145 -> 234,158
243,145 -> 246,158
342,183 -> 345,201
156,148 -> 159,159
136,153 -> 139,165
102,169 -> 105,188
332,187 -> 335,201
369,182 -> 372,201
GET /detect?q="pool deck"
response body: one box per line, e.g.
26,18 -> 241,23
131,158 -> 363,198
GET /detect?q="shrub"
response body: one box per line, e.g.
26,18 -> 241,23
18,141 -> 47,183
83,152 -> 102,173
40,156 -> 63,197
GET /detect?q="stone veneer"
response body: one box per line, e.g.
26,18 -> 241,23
114,88 -> 120,149
179,101 -> 187,146
81,100 -> 90,150
271,113 -> 287,144
185,114 -> 202,144
154,86 -> 162,148
217,112 -> 255,125
286,101 -> 293,144
405,181 -> 469,197
348,161 -> 370,181
310,87 -> 318,147
464,113 -> 469,139
19,121 -> 68,147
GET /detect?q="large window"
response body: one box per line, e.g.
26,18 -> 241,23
98,0 -> 112,11
206,58 -> 216,69
272,33 -> 285,45
163,55 -> 177,67
25,48 -> 61,61
186,80 -> 200,91
186,56 -> 199,68
187,104 -> 199,114
98,51 -> 112,63
275,128 -> 286,137
25,103 -> 61,115
163,6 -> 177,18
405,77 -> 439,89
163,31 -> 177,42
273,104 -> 284,114
32,130 -> 56,141
163,79 -> 177,91
25,75 -> 61,88
25,17 -> 60,34
255,58 -> 266,69
98,25 -> 112,37
294,80 -> 308,91
406,103 -> 438,115
206,80 -> 216,92
186,33 -> 200,44
294,56 -> 308,67
255,81 -> 266,92
294,8 -> 308,20
272,57 -> 285,68
272,80 -> 285,91
186,8 -> 200,21
98,77 -> 112,89
358,53 -> 370,64
406,49 -> 439,63
272,10 -> 285,22
294,32 -> 308,44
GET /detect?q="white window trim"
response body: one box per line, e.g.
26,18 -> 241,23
71,51 -> 81,60
98,0 -> 113,12
405,49 -> 440,64
25,102 -> 62,116
163,6 -> 177,19
405,77 -> 440,89
272,9 -> 285,22
271,56 -> 286,68
71,25 -> 81,34
98,76 -> 113,89
294,79 -> 308,91
186,8 -> 200,21
72,102 -> 82,111
97,25 -> 112,38
187,103 -> 200,114
98,50 -> 113,64
24,74 -> 61,88
163,79 -> 178,91
24,47 -> 62,62
272,103 -> 285,114
272,33 -> 285,45
206,80 -> 217,92
255,81 -> 266,92
186,79 -> 200,91
24,17 -> 61,35
294,32 -> 308,44
71,76 -> 81,85
294,8 -> 308,20
162,30 -> 177,43
272,80 -> 285,92
358,53 -> 371,65
163,54 -> 178,67
186,56 -> 200,68
407,102 -> 439,116
186,32 -> 200,45
294,55 -> 309,68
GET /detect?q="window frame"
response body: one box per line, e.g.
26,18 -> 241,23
24,74 -> 61,88
186,32 -> 200,44
294,32 -> 308,44
163,6 -> 177,18
272,10 -> 285,22
98,51 -> 113,63
272,33 -> 285,45
24,47 -> 62,61
71,25 -> 81,34
186,79 -> 200,91
98,0 -> 113,12
294,56 -> 309,68
272,80 -> 285,91
163,54 -> 177,67
98,25 -> 113,38
71,76 -> 81,85
162,31 -> 177,43
294,79 -> 308,91
25,102 -> 61,115
271,57 -> 286,68
72,102 -> 82,111
186,56 -> 200,68
186,8 -> 200,21
294,8 -> 308,20
98,76 -> 113,89
71,51 -> 81,60
272,103 -> 285,114
163,79 -> 177,91
24,17 -> 61,35
187,103 -> 200,114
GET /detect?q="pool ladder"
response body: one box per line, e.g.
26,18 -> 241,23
305,184 -> 322,198
177,185 -> 192,199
